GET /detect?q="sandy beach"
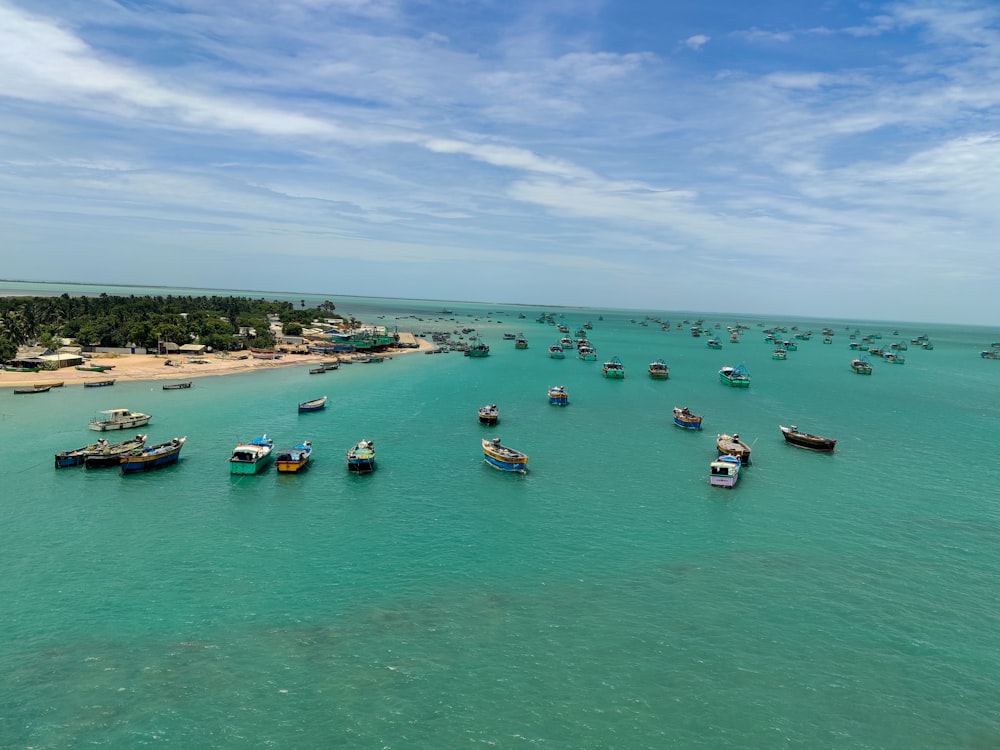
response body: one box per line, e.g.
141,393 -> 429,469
2,338 -> 436,389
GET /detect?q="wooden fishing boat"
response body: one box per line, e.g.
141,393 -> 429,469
276,441 -> 312,473
779,425 -> 837,453
709,454 -> 741,488
83,379 -> 116,388
482,437 -> 528,474
602,356 -> 625,379
162,381 -> 192,390
851,356 -> 874,374
83,434 -> 149,469
547,385 -> 569,405
75,364 -> 113,372
672,406 -> 703,430
298,395 -> 327,413
346,439 -> 376,473
13,385 -> 51,394
89,408 -> 151,431
648,359 -> 669,379
308,366 -> 327,374
719,364 -> 750,387
230,435 -> 274,474
120,436 -> 186,474
478,404 -> 499,425
717,433 -> 752,465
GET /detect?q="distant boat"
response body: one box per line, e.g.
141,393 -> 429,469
13,385 -> 51,394
478,403 -> 499,425
851,356 -> 874,374
308,366 -> 327,374
672,406 -> 703,430
602,356 -> 625,379
83,379 -> 116,388
772,347 -> 787,360
120,436 -> 186,474
779,425 -> 837,453
55,433 -> 147,469
709,455 -> 742,488
548,385 -> 569,405
548,344 -> 565,359
346,439 -> 376,473
84,434 -> 149,469
706,339 -> 722,349
230,435 -> 274,475
648,359 -> 669,379
162,381 -> 192,390
482,437 -> 528,474
76,364 -> 113,372
276,441 -> 312,473
578,345 -> 597,361
467,341 -> 490,358
717,433 -> 752,465
515,335 -> 529,349
719,364 -> 750,387
298,396 -> 327,413
89,408 -> 151,432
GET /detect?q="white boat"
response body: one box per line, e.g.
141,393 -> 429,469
88,408 -> 152,432
709,455 -> 741,488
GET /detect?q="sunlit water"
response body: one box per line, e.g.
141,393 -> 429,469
2,284 -> 999,748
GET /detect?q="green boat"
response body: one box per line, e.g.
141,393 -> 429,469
719,364 -> 751,387
76,364 -> 113,372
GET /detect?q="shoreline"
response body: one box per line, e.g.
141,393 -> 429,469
1,338 -> 436,389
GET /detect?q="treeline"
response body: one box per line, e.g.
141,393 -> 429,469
0,293 -> 341,361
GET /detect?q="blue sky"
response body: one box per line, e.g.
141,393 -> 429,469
1,0 -> 998,324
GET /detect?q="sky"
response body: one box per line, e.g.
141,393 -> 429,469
1,0 -> 998,325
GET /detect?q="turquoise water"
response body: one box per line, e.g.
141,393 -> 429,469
3,287 -> 1000,748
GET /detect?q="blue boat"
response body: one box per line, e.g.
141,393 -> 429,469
548,385 -> 569,405
298,396 -> 327,413
120,437 -> 186,474
482,437 -> 528,473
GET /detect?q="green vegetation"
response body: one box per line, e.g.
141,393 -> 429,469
0,293 -> 342,356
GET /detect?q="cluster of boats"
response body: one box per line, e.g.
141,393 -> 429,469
672,405 -> 836,488
55,433 -> 187,473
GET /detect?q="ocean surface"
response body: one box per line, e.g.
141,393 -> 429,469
2,282 -> 1000,749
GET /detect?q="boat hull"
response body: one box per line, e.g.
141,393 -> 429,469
482,439 -> 528,473
120,438 -> 186,474
780,426 -> 836,453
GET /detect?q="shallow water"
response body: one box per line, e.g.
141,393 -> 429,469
2,287 -> 1000,748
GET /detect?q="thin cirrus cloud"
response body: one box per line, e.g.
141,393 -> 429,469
0,0 -> 999,324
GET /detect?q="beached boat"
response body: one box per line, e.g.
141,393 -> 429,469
229,435 -> 274,475
719,364 -> 751,387
251,348 -> 279,359
771,347 -> 787,360
346,439 -> 376,473
602,356 -> 625,379
672,406 -> 703,430
851,356 -> 874,374
478,403 -> 499,425
120,436 -> 186,474
83,434 -> 149,469
548,344 -> 565,359
482,437 -> 528,474
548,385 -> 569,406
89,408 -> 151,432
298,395 -> 327,413
648,359 -> 669,379
276,441 -> 312,473
54,433 -> 147,469
779,425 -> 837,453
75,364 -> 113,372
717,433 -> 752,465
467,342 -> 490,358
83,379 -> 116,388
162,381 -> 192,390
13,385 -> 51,394
709,454 -> 741,488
